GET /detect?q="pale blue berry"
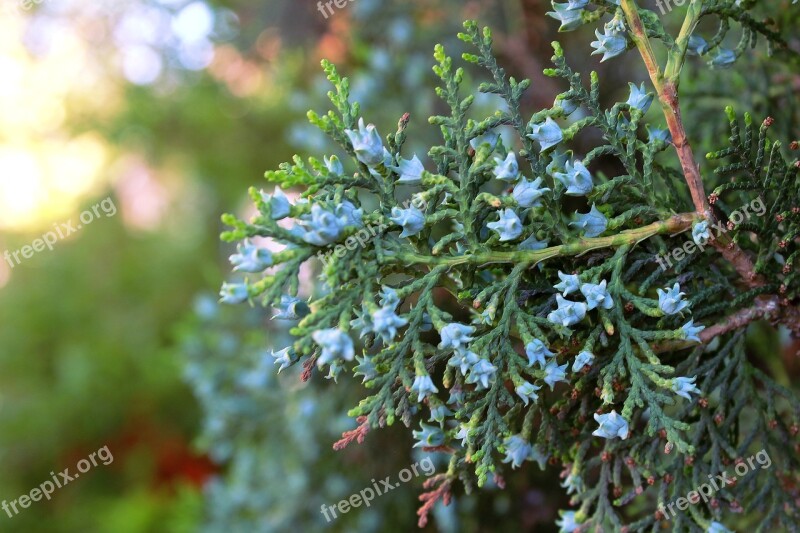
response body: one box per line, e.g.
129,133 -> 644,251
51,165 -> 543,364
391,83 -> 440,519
229,239 -> 273,273
312,328 -> 355,366
344,117 -> 385,166
542,359 -> 569,390
438,323 -> 475,351
519,233 -> 549,250
682,319 -> 705,342
412,423 -> 445,448
429,403 -> 453,424
466,359 -> 497,390
646,125 -> 672,144
410,374 -> 439,402
592,410 -> 629,439
561,472 -> 584,495
493,152 -> 520,182
657,283 -> 690,315
525,339 -> 555,367
502,435 -> 532,469
371,306 -> 408,343
554,271 -> 581,295
555,93 -> 579,116
527,117 -> 563,152
687,35 -> 709,56
335,200 -> 364,228
626,82 -> 654,113
547,3 -> 585,32
570,204 -> 608,238
673,375 -> 701,400
706,521 -> 733,533
469,130 -> 499,151
692,220 -> 711,245
324,155 -> 344,176
271,347 -> 295,373
590,28 -> 627,62
487,208 -> 523,241
379,286 -> 401,309
556,510 -> 579,533
350,304 -> 374,338
448,349 -> 480,375
548,294 -> 587,327
391,154 -> 425,183
454,423 -> 469,445
300,204 -> 344,246
353,355 -> 377,383
554,160 -> 593,196
272,294 -> 310,320
515,381 -> 542,405
260,186 -> 292,219
572,350 -> 595,372
709,48 -> 736,69
219,282 -> 248,304
513,177 -> 551,208
390,205 -> 425,238
580,280 -> 614,310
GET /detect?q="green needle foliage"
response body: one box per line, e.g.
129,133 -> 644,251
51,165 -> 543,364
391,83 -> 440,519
219,1 -> 800,530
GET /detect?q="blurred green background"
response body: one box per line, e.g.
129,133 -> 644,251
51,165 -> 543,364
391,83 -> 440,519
0,0 -> 796,531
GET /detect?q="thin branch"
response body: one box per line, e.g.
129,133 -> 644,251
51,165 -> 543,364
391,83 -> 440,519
620,0 -> 765,288
391,213 -> 697,266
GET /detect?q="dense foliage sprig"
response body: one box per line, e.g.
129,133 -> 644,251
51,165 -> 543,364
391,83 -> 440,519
219,1 -> 799,530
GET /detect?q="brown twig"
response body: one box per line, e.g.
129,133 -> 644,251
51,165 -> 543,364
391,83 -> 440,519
417,475 -> 452,528
620,0 -> 765,289
332,415 -> 370,450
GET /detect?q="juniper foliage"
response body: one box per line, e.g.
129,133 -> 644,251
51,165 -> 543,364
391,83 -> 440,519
220,1 -> 800,530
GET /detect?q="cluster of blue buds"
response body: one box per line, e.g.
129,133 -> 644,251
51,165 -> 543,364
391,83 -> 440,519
441,323 -> 496,390
548,294 -> 588,327
292,201 -> 364,246
692,220 -> 711,245
546,0 -> 588,32
312,328 -> 355,367
590,17 -> 628,62
550,274 -> 614,327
